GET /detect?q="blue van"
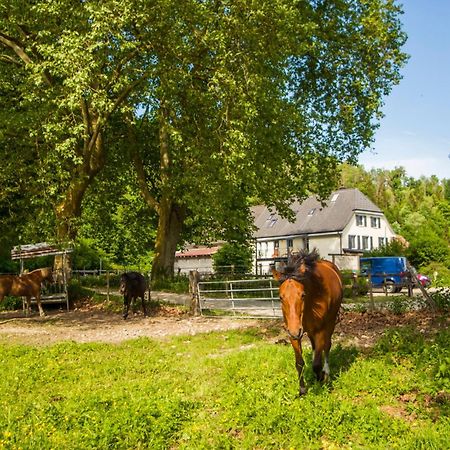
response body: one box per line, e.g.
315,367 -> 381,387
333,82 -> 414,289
360,257 -> 409,293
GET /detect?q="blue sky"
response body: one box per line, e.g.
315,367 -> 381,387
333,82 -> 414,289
357,0 -> 450,180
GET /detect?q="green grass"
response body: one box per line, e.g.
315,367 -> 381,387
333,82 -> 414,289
0,327 -> 448,449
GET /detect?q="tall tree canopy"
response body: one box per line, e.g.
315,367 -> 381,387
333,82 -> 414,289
0,0 -> 408,278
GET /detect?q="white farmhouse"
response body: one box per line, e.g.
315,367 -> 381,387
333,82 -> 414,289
252,188 -> 396,274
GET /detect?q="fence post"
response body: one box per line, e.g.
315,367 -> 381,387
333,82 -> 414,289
368,273 -> 375,310
189,270 -> 201,316
352,272 -> 357,300
106,271 -> 110,302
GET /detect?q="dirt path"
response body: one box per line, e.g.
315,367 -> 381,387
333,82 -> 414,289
0,307 -> 446,347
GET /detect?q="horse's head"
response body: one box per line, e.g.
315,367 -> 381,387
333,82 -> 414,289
272,250 -> 319,340
272,268 -> 306,340
119,274 -> 128,295
42,267 -> 54,283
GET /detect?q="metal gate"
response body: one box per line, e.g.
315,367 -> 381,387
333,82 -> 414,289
197,278 -> 282,318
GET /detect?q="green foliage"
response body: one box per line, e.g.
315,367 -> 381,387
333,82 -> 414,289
429,288 -> 450,312
212,243 -> 253,274
341,164 -> 450,269
71,239 -> 112,271
407,233 -> 450,268
0,326 -> 448,448
0,296 -> 22,311
151,276 -> 189,294
365,239 -> 408,257
419,262 -> 450,287
386,295 -> 410,315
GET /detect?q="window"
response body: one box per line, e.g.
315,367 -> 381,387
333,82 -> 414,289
356,214 -> 367,227
348,235 -> 356,249
378,237 -> 386,247
287,239 -> 293,253
362,236 -> 369,250
273,240 -> 279,257
371,217 -> 381,228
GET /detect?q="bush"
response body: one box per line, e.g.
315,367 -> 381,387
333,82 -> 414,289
418,262 -> 450,288
72,238 -> 112,271
212,243 -> 253,274
407,233 -> 450,268
0,296 -> 22,311
430,288 -> 450,312
151,275 -> 189,294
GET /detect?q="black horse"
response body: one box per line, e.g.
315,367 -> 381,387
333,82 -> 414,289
119,272 -> 149,319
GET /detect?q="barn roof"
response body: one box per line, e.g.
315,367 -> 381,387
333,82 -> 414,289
11,242 -> 73,260
175,246 -> 221,259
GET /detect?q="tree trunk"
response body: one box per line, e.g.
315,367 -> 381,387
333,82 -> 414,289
151,198 -> 185,280
55,126 -> 105,242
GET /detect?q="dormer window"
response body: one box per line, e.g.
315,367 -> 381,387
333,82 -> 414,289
265,213 -> 278,228
330,193 -> 339,202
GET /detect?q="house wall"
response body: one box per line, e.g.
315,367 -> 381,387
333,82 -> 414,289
174,257 -> 214,275
342,212 -> 396,252
253,211 -> 396,275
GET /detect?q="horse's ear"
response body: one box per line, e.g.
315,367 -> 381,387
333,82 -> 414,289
272,268 -> 281,281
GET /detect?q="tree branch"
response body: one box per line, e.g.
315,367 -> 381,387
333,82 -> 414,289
0,31 -> 53,86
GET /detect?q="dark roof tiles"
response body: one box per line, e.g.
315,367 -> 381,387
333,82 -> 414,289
252,188 -> 382,238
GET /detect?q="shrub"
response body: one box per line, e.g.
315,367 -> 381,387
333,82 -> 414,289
407,233 -> 450,267
0,296 -> 22,311
419,262 -> 450,288
430,288 -> 450,312
151,275 -> 189,294
212,243 -> 253,274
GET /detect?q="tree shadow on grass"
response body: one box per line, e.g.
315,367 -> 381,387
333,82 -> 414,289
330,343 -> 360,380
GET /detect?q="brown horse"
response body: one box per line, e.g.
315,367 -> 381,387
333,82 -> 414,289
0,267 -> 54,317
272,250 -> 343,395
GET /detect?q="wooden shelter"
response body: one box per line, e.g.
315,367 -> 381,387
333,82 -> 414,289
11,242 -> 72,311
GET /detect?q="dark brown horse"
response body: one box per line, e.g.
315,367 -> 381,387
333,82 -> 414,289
0,267 -> 54,317
272,250 -> 343,395
119,272 -> 149,319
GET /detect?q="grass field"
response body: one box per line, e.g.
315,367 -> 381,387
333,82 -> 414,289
0,325 -> 448,449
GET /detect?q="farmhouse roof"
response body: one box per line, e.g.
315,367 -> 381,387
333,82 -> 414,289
252,188 -> 382,239
175,246 -> 221,259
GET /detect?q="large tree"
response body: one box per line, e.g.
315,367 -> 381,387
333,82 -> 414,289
128,0 -> 408,278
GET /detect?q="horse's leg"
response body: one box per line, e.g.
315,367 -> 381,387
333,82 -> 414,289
25,296 -> 31,316
141,294 -> 148,316
36,293 -> 45,317
312,332 -> 325,382
122,295 -> 130,319
290,339 -> 306,396
322,337 -> 333,383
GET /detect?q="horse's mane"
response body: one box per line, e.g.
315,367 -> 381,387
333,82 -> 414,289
278,249 -> 320,283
